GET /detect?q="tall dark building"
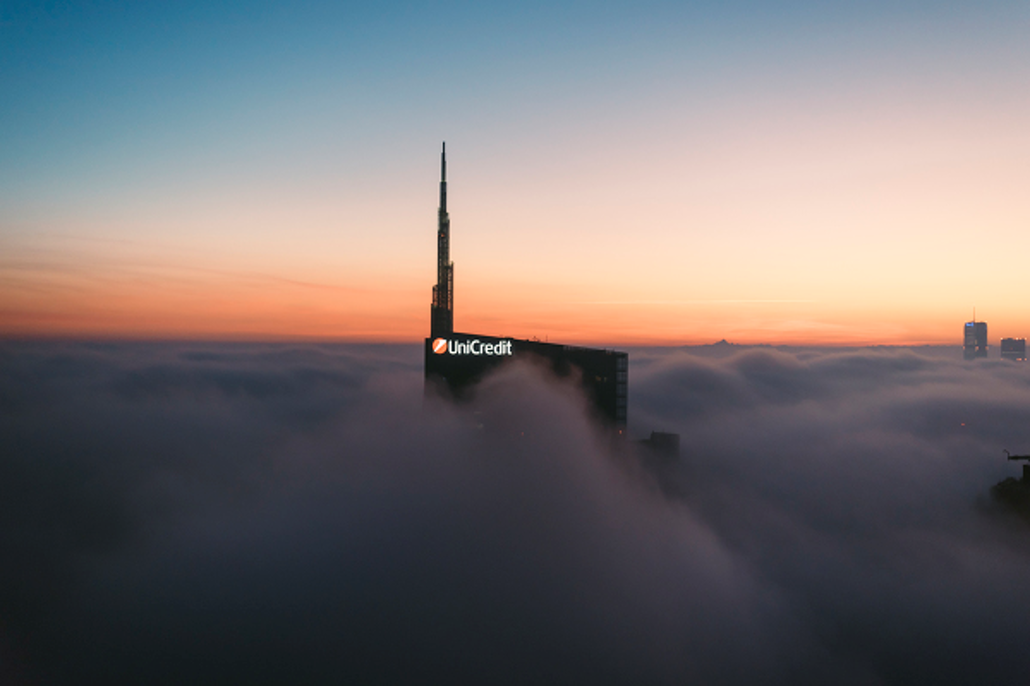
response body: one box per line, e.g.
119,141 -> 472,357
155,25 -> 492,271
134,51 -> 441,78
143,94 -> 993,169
963,319 -> 988,359
424,144 -> 628,430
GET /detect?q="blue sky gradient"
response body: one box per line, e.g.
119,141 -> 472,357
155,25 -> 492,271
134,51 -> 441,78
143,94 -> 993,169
2,1 -> 1028,342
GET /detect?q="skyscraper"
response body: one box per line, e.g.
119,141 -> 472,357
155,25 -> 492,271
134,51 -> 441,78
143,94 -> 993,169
423,144 -> 628,430
963,319 -> 988,359
1001,338 -> 1026,362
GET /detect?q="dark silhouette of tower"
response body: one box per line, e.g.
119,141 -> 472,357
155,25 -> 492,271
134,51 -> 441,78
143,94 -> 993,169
963,316 -> 988,359
1001,338 -> 1026,361
431,142 -> 454,338
423,144 -> 628,431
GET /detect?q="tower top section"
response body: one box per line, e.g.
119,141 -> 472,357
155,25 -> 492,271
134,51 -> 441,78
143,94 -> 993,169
431,142 -> 454,337
439,142 -> 447,212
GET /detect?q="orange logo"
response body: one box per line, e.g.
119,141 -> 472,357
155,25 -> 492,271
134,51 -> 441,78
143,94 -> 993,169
432,338 -> 448,354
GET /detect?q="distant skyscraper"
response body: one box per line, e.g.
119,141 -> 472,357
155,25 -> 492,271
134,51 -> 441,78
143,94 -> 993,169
963,319 -> 988,359
1001,338 -> 1026,362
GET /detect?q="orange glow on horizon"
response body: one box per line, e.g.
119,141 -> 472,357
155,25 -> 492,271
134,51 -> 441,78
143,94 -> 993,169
3,107 -> 1027,348
0,263 -> 1018,348
3,225 -> 1029,347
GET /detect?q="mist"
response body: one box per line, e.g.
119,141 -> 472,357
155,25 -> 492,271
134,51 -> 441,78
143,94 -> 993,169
2,341 -> 1030,684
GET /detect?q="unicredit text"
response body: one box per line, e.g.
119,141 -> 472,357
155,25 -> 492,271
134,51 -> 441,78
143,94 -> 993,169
445,339 -> 513,356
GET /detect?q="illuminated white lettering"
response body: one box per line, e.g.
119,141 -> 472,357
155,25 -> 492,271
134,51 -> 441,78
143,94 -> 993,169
444,338 -> 514,356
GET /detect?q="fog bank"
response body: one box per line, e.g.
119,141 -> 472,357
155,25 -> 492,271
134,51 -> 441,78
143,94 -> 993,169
2,342 -> 1029,684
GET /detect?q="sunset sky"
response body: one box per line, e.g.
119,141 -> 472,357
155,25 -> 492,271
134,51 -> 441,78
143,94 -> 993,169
2,1 -> 1028,345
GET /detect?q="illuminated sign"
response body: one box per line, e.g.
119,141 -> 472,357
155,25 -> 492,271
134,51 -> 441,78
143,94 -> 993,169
432,338 -> 514,356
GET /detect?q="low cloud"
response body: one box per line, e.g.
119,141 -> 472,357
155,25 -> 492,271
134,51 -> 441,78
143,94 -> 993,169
2,342 -> 1030,684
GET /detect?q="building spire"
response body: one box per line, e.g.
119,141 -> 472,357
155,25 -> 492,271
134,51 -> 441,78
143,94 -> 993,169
431,142 -> 453,337
440,142 -> 447,212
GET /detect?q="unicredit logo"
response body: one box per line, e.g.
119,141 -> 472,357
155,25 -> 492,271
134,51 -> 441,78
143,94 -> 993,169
433,338 -> 513,356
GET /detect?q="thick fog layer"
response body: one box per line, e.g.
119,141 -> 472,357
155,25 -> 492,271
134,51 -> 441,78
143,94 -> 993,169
2,342 -> 1030,684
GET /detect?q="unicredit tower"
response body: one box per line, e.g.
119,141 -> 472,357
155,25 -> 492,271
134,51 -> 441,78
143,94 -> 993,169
424,143 -> 628,430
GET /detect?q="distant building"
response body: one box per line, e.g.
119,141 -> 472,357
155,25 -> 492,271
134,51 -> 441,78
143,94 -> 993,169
964,320 -> 988,359
638,431 -> 680,459
1001,338 -> 1026,362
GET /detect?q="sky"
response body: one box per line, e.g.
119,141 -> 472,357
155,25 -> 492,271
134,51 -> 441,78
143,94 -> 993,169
3,341 -> 1030,683
1,1 -> 1028,345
